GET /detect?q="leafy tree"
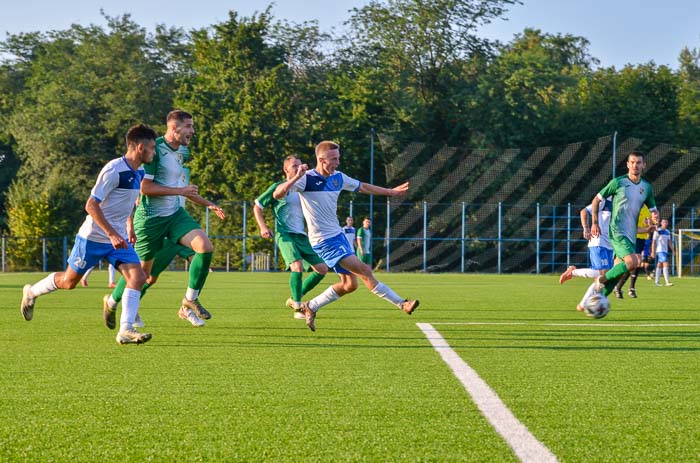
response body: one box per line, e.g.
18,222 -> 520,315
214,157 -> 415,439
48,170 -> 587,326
677,46 -> 700,147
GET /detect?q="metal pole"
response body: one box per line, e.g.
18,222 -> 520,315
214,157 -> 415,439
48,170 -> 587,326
461,202 -> 466,273
566,203 -> 572,267
423,201 -> 428,272
497,202 -> 502,274
536,203 -> 541,274
671,203 -> 676,275
370,128 -> 375,223
385,199 -> 391,272
677,230 -> 683,278
349,200 -> 354,220
273,219 -> 278,271
42,238 -> 47,273
242,201 -> 247,272
552,206 -> 557,273
205,207 -> 210,236
1,236 -> 5,272
612,131 -> 618,179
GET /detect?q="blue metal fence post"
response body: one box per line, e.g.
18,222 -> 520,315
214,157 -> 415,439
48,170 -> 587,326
497,202 -> 502,274
63,236 -> 67,271
42,238 -> 47,272
205,207 -> 210,235
671,203 -> 676,275
385,199 -> 391,272
566,203 -> 572,267
536,203 -> 541,274
551,206 -> 557,273
369,128 -> 375,224
349,200 -> 353,220
242,201 -> 247,272
1,236 -> 5,272
461,202 -> 466,273
273,219 -> 278,271
423,201 -> 427,272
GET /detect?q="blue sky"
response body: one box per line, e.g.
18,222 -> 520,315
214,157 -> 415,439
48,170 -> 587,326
2,0 -> 699,69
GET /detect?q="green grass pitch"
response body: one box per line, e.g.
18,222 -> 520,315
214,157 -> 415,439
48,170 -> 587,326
1,271 -> 698,462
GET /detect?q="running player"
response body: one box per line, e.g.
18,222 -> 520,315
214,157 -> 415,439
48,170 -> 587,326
652,217 -> 674,287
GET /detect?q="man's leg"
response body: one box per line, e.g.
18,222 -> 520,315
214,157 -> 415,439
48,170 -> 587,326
115,263 -> 151,345
21,268 -> 84,321
178,228 -> 213,323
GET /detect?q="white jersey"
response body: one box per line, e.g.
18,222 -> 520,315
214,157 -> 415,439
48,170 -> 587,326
653,229 -> 672,253
78,157 -> 143,244
342,226 -> 356,250
289,169 -> 361,245
585,197 -> 612,250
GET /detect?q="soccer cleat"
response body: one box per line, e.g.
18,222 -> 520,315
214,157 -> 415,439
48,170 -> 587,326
293,309 -> 306,320
401,299 -> 420,315
627,288 -> 637,298
593,276 -> 606,293
559,266 -> 575,285
20,284 -> 35,321
178,306 -> 205,327
103,295 -> 117,330
665,282 -> 674,287
116,328 -> 152,345
301,302 -> 316,332
80,279 -> 88,287
576,304 -> 585,312
132,313 -> 145,328
613,288 -> 623,299
182,298 -> 211,320
285,297 -> 295,309
646,275 -> 652,281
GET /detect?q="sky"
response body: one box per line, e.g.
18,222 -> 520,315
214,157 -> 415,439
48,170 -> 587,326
1,0 -> 699,69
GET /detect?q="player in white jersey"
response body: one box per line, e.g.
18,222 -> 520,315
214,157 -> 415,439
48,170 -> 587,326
273,141 -> 419,332
651,218 -> 674,286
559,197 -> 613,311
342,217 -> 356,252
20,124 -> 157,345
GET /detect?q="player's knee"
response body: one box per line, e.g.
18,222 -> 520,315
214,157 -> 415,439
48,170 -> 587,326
343,279 -> 359,292
317,264 -> 329,275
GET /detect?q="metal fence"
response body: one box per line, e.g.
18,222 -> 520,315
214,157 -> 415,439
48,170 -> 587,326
3,200 -> 697,275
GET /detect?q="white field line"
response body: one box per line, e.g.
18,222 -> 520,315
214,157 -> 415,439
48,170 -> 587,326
417,323 -> 558,463
430,322 -> 700,327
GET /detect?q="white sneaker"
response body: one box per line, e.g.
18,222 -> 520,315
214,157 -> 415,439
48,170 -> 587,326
178,306 -> 205,327
21,284 -> 35,321
665,282 -> 674,287
293,309 -> 306,320
132,313 -> 145,328
655,282 -> 662,287
116,328 -> 152,345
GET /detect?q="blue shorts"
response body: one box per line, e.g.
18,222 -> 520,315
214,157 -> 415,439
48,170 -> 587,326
589,246 -> 613,270
67,235 -> 141,275
312,233 -> 355,275
656,252 -> 669,264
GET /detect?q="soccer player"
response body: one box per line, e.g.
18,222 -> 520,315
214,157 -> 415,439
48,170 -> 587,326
342,217 -> 356,252
612,205 -> 657,299
129,110 -> 225,327
273,141 -> 419,332
20,124 -> 157,345
652,217 -> 675,287
254,155 -> 329,319
356,217 -> 372,266
585,150 -> 657,307
559,197 -> 613,311
104,237 -> 195,328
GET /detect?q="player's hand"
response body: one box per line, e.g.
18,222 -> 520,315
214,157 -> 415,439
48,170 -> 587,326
590,224 -> 600,238
390,181 -> 410,196
110,234 -> 128,250
128,229 -> 137,245
181,185 -> 199,197
209,204 -> 226,220
260,227 -> 273,239
293,163 -> 308,180
583,229 -> 591,240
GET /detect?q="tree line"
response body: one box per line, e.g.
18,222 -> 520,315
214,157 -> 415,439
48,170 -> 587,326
1,0 -> 698,268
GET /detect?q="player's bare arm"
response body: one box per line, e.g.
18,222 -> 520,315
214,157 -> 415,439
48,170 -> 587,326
141,177 -> 198,197
590,195 -> 602,238
580,208 -> 591,240
253,204 -> 273,239
85,197 -> 127,249
358,181 -> 409,196
183,193 -> 226,220
273,163 -> 308,199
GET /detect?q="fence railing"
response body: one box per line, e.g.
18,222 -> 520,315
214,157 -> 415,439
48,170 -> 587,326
2,201 -> 697,274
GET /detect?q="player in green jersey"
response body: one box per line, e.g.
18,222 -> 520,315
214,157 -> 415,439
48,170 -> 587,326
126,110 -> 225,327
355,217 -> 372,265
254,155 -> 329,318
585,150 -> 657,308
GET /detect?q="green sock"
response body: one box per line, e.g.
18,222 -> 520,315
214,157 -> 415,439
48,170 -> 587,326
140,281 -> 151,299
301,272 -> 325,297
290,272 -> 303,302
111,276 -> 127,303
188,252 -> 212,291
603,262 -> 628,296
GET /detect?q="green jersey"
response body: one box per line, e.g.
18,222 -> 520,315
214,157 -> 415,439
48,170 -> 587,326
255,181 -> 306,235
138,136 -> 190,218
598,175 -> 656,243
357,227 -> 372,254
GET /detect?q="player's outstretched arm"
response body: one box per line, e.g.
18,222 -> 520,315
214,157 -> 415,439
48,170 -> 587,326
273,163 -> 308,199
141,178 -> 198,197
184,193 -> 226,220
358,181 -> 409,197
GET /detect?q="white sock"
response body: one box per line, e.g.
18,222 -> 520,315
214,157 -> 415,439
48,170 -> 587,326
655,267 -> 661,284
371,281 -> 404,307
185,288 -> 199,301
81,267 -> 94,281
107,295 -> 118,310
108,264 -> 117,284
663,267 -> 670,284
579,282 -> 597,307
120,288 -> 141,331
572,268 -> 598,278
308,286 -> 340,312
30,273 -> 58,298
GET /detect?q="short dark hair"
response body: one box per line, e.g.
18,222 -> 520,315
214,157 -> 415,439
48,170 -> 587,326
166,110 -> 193,123
125,124 -> 157,147
628,150 -> 645,160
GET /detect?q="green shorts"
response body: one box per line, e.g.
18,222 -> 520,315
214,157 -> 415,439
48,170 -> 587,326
276,232 -> 324,269
150,238 -> 195,278
610,235 -> 636,260
357,249 -> 372,265
133,207 -> 201,261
